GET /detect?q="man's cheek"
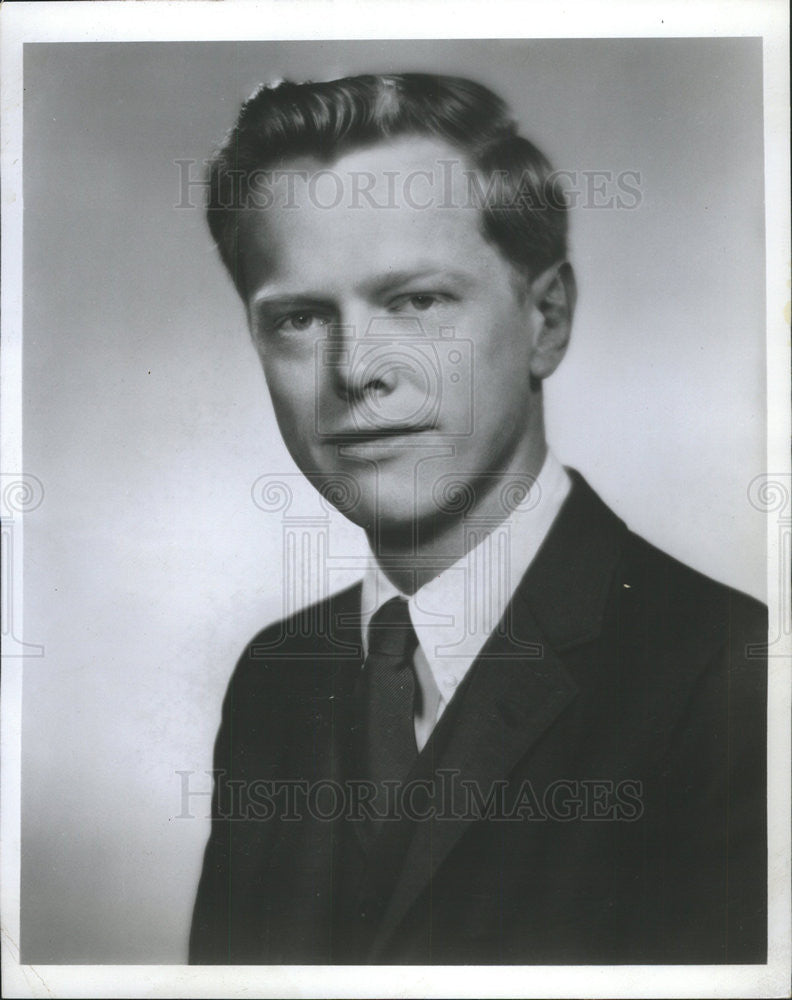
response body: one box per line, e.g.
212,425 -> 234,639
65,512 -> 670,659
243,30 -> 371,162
267,389 -> 312,450
266,372 -> 311,419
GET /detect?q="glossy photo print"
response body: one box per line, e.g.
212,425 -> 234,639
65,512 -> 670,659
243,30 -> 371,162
1,6 -> 789,1000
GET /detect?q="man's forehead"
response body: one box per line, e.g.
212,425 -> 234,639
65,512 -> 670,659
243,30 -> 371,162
275,133 -> 475,197
237,135 -> 500,294
237,133 -> 481,229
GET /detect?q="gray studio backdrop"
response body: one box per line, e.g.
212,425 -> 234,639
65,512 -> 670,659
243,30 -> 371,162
21,39 -> 765,962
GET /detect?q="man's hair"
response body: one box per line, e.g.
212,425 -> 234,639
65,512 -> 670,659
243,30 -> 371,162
207,73 -> 568,296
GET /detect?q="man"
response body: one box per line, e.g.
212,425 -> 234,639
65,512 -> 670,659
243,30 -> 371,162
189,74 -> 766,965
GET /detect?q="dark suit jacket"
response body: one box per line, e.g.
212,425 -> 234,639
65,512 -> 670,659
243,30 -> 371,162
189,471 -> 767,965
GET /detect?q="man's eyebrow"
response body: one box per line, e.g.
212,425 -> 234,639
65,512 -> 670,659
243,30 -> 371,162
250,269 -> 476,311
250,292 -> 335,312
360,268 -> 475,297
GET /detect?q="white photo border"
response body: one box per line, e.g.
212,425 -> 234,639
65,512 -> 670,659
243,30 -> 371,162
1,2 -> 789,997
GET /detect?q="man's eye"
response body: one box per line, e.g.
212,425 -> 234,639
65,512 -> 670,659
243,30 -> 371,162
392,294 -> 445,313
407,294 -> 439,311
409,294 -> 437,311
277,312 -> 330,332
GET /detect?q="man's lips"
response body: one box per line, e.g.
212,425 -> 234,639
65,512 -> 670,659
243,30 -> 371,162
320,425 -> 432,444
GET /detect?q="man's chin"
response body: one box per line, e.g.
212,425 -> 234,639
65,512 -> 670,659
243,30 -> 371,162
306,464 -> 470,544
335,497 -> 463,552
333,502 -> 423,535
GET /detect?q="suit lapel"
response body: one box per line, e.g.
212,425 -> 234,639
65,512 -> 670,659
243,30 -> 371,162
368,470 -> 628,959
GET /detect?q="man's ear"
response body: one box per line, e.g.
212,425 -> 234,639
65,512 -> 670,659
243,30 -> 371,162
528,261 -> 576,380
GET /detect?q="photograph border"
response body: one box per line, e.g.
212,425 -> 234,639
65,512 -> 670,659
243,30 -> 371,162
1,2 -> 789,997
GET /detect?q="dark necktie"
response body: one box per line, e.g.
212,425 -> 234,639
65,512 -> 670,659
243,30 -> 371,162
358,596 -> 420,830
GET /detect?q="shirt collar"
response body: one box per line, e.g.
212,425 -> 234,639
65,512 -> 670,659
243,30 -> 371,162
361,450 -> 571,694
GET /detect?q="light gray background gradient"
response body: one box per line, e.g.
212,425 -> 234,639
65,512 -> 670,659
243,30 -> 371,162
22,39 -> 765,962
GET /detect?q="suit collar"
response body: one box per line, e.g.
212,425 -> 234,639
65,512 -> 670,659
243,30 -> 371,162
518,468 -> 627,650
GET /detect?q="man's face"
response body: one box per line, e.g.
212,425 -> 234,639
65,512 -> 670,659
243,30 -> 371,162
239,136 -> 557,538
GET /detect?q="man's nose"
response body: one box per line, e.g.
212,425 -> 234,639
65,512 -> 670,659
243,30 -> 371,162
328,312 -> 423,403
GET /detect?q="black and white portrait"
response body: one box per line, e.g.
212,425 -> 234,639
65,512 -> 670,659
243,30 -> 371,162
1,5 -> 789,998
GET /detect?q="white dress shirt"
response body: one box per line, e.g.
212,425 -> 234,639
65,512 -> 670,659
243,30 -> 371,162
360,451 -> 572,751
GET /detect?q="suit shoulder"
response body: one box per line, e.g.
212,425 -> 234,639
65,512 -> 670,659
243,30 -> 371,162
563,471 -> 765,642
227,581 -> 363,693
243,579 -> 362,653
619,529 -> 767,650
607,531 -> 767,766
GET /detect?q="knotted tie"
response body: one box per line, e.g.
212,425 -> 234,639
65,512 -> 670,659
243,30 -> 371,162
358,596 -> 420,830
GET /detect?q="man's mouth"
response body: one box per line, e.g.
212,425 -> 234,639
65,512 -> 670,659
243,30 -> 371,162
321,425 -> 432,444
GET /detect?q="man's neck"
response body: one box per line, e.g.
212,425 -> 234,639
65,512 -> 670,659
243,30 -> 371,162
367,441 -> 549,595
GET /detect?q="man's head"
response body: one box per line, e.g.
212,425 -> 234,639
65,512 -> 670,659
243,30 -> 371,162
208,74 -> 575,547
